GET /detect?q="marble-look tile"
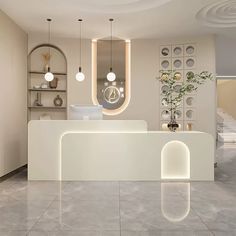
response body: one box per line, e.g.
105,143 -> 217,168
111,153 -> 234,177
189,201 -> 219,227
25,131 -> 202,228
213,231 -> 236,236
120,182 -> 162,201
59,181 -> 119,201
0,181 -> 67,202
8,231 -> 28,236
0,141 -> 236,232
28,230 -> 120,236
121,231 -> 213,236
0,199 -> 52,230
32,200 -> 120,231
120,199 -> 207,231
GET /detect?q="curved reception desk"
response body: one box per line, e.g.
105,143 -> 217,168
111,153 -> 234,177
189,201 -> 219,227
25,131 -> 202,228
28,120 -> 214,181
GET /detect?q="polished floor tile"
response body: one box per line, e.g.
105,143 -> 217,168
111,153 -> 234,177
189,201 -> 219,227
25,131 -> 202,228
0,143 -> 236,235
32,200 -> 120,231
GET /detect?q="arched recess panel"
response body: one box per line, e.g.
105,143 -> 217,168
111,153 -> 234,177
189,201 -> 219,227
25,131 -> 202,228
161,140 -> 190,180
28,44 -> 67,121
92,39 -> 131,116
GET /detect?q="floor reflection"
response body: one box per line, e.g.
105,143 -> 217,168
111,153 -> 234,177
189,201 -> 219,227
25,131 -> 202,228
161,182 -> 190,222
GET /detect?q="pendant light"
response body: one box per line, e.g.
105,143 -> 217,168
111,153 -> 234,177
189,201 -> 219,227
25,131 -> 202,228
107,18 -> 116,82
44,18 -> 54,82
76,19 -> 85,82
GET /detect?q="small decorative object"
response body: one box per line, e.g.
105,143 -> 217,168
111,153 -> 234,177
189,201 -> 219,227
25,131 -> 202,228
49,77 -> 58,89
157,70 -> 214,132
54,95 -> 63,107
174,72 -> 182,81
161,48 -> 169,56
33,85 -> 40,89
40,82 -> 48,89
103,86 -> 120,104
33,92 -> 43,106
42,52 -> 51,72
187,123 -> 193,131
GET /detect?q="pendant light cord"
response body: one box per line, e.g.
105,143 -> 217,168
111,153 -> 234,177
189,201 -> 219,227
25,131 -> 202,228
78,19 -> 82,72
47,18 -> 52,70
109,19 -> 114,71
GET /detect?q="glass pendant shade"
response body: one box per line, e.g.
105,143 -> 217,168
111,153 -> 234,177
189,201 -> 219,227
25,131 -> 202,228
44,71 -> 54,81
44,19 -> 54,82
107,18 -> 116,82
107,71 -> 116,81
76,68 -> 85,82
76,19 -> 85,82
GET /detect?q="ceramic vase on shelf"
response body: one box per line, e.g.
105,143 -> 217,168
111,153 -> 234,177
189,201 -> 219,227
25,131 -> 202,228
33,92 -> 43,106
49,77 -> 58,89
54,95 -> 63,107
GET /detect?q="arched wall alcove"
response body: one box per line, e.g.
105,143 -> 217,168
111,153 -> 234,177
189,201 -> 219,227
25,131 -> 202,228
28,43 -> 68,121
161,140 -> 190,180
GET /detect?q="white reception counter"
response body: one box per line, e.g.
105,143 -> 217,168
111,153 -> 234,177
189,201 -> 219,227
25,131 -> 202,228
28,120 -> 214,181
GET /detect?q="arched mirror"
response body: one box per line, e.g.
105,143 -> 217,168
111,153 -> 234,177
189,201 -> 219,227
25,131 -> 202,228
92,39 -> 131,115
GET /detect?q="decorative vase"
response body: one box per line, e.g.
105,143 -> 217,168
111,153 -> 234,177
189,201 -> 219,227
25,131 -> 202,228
49,77 -> 58,89
54,95 -> 63,107
167,110 -> 179,132
33,92 -> 43,106
187,123 -> 192,131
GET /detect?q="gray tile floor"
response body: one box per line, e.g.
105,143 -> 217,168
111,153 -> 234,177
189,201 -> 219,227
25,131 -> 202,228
0,143 -> 236,235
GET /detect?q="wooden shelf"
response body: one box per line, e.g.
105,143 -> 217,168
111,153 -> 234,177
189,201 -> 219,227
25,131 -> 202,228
29,71 -> 67,76
28,88 -> 66,92
28,106 -> 66,110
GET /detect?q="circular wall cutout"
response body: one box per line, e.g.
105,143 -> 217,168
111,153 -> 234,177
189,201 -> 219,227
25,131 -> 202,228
186,46 -> 194,55
161,85 -> 170,94
161,60 -> 170,69
174,72 -> 182,81
186,84 -> 195,93
161,98 -> 169,107
186,71 -> 195,80
186,110 -> 194,119
186,58 -> 195,68
161,110 -> 170,120
174,110 -> 182,119
173,59 -> 182,68
174,85 -> 181,93
173,47 -> 182,56
186,97 -> 194,106
161,48 -> 170,56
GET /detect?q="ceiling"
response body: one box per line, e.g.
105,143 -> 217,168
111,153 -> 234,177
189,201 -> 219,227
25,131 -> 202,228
0,0 -> 236,39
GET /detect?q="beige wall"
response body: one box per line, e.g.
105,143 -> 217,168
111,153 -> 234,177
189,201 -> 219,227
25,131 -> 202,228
28,34 -> 216,138
217,80 -> 236,119
0,10 -> 28,176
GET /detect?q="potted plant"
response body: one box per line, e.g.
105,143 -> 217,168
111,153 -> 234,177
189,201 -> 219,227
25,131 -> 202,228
158,70 -> 214,132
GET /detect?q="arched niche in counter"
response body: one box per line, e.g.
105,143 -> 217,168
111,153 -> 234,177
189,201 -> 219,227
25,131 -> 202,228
92,39 -> 131,116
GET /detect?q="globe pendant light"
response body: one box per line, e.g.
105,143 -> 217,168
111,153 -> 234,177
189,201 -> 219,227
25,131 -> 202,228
44,18 -> 54,82
76,19 -> 85,82
107,19 -> 116,82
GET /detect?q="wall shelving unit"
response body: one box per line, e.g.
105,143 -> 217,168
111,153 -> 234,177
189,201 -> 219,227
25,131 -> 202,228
28,44 -> 67,121
159,43 -> 197,131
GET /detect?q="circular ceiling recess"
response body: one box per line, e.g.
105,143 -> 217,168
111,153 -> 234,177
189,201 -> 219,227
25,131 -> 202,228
196,0 -> 236,27
71,0 -> 172,13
